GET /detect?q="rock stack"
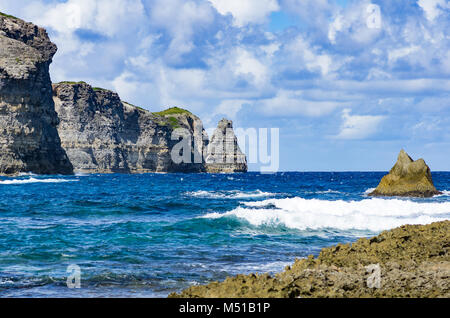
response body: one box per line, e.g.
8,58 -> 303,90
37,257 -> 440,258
369,150 -> 441,198
205,119 -> 247,173
0,12 -> 247,175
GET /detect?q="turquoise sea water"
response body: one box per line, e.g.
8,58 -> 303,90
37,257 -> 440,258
0,172 -> 449,297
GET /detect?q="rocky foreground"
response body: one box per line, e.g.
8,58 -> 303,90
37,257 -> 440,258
170,221 -> 450,298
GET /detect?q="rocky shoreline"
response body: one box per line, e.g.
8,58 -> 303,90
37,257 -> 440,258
170,221 -> 450,298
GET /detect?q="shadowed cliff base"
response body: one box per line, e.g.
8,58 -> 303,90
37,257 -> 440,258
170,221 -> 450,298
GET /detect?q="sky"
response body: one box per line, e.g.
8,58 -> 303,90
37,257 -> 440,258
1,0 -> 449,171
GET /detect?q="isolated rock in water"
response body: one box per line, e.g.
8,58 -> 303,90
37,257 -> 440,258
369,150 -> 441,198
205,119 -> 247,173
0,14 -> 73,175
53,82 -> 206,173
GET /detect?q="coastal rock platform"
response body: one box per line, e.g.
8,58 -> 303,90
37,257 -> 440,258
170,221 -> 450,298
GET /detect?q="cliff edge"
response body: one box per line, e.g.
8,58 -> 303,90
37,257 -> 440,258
53,82 -> 208,173
0,13 -> 73,175
0,13 -> 247,175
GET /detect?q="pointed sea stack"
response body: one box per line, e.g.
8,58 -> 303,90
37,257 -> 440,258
205,119 -> 247,173
0,13 -> 73,175
369,150 -> 441,198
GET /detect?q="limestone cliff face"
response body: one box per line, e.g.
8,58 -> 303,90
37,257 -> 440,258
0,15 -> 73,175
0,13 -> 247,175
369,150 -> 441,198
205,119 -> 247,173
53,82 -> 208,173
53,83 -> 248,174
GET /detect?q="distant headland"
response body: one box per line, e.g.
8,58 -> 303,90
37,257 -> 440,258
0,13 -> 247,175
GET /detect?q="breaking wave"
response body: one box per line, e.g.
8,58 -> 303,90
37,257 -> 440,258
0,177 -> 78,185
185,190 -> 277,199
364,188 -> 376,195
203,197 -> 450,232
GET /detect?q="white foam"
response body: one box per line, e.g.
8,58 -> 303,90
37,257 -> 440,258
186,190 -> 276,199
316,189 -> 342,194
0,177 -> 78,185
74,172 -> 89,177
17,172 -> 37,177
364,188 -> 376,195
435,190 -> 450,197
203,197 -> 450,232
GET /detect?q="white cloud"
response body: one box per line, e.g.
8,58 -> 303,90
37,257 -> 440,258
232,48 -> 269,87
283,0 -> 335,34
285,36 -> 334,76
388,46 -> 420,63
209,0 -> 279,27
31,0 -> 146,37
259,90 -> 342,117
150,0 -> 215,63
417,0 -> 450,21
334,109 -> 385,140
328,1 -> 383,45
212,99 -> 250,120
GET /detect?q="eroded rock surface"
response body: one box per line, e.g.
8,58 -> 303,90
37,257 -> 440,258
53,82 -> 206,173
205,119 -> 247,173
0,14 -> 73,175
170,221 -> 450,298
369,150 -> 441,198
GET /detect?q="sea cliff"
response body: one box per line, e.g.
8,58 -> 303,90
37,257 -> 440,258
0,13 -> 247,175
0,14 -> 73,175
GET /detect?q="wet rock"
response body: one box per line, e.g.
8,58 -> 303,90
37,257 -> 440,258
170,221 -> 450,298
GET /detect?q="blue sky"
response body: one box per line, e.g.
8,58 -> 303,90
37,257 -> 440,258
1,0 -> 449,171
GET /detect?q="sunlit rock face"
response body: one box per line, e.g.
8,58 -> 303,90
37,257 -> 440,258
369,150 -> 441,198
0,15 -> 73,175
205,119 -> 248,173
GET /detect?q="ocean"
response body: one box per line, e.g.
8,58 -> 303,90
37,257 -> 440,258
0,172 -> 449,297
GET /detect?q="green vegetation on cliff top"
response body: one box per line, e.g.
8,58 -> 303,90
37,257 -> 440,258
152,107 -> 193,129
153,107 -> 192,117
93,87 -> 109,92
54,82 -> 190,128
0,12 -> 19,20
57,81 -> 88,85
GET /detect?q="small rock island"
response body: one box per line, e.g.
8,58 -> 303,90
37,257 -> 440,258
369,150 -> 441,198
